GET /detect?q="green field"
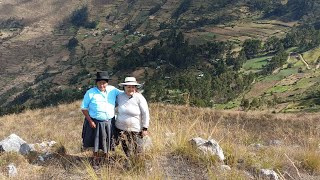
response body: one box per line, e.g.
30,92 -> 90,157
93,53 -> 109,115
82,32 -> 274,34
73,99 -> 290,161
263,68 -> 298,82
302,46 -> 320,64
242,56 -> 271,72
266,85 -> 289,93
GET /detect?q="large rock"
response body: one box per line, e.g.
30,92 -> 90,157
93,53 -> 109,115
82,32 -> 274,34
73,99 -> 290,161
0,134 -> 33,155
0,134 -> 26,152
190,137 -> 225,161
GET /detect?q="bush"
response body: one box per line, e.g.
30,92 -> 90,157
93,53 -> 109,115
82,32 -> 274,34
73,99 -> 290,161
70,6 -> 88,27
67,37 -> 78,50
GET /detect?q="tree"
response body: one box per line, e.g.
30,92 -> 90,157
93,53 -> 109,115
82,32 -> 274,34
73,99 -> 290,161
70,6 -> 89,27
243,39 -> 262,59
264,36 -> 282,52
67,37 -> 78,50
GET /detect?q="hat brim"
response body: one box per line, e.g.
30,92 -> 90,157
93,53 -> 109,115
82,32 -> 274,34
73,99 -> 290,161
119,82 -> 141,86
95,78 -> 111,80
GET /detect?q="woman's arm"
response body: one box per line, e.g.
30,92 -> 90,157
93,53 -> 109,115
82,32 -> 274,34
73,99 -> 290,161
81,109 -> 96,128
138,95 -> 150,136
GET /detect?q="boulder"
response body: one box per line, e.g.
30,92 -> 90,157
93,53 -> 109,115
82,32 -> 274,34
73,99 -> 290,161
190,137 -> 225,161
0,134 -> 26,152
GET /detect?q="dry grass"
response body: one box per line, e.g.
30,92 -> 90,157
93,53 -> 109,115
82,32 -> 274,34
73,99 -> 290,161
0,102 -> 320,179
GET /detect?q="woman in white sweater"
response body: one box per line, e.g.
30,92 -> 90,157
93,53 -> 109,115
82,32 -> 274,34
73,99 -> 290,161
116,77 -> 150,158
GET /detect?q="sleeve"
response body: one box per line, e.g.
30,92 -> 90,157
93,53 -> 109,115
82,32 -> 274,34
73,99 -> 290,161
138,94 -> 150,129
115,87 -> 123,96
81,90 -> 91,110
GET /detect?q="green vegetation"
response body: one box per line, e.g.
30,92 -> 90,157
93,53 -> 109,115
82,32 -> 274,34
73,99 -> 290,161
172,0 -> 192,19
242,56 -> 270,71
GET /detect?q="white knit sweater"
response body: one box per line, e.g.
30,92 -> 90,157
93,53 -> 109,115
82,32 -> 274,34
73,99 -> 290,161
115,92 -> 150,132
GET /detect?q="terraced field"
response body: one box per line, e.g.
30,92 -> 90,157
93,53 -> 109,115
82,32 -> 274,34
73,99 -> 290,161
241,47 -> 320,112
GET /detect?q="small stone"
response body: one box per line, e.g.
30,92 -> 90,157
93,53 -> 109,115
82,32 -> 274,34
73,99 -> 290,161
7,163 -> 17,177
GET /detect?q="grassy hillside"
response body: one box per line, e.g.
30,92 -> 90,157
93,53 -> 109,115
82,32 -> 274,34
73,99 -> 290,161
0,102 -> 319,179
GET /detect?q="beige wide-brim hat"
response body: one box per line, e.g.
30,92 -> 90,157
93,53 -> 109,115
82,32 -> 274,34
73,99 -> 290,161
119,77 -> 141,86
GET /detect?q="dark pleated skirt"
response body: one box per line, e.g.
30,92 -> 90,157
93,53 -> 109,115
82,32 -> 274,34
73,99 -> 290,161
82,118 -> 114,153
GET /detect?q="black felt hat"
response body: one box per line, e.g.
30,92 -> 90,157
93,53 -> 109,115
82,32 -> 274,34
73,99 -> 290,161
95,71 -> 110,80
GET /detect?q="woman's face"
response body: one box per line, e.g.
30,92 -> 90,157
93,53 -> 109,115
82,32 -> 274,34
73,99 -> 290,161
124,85 -> 136,96
96,80 -> 108,92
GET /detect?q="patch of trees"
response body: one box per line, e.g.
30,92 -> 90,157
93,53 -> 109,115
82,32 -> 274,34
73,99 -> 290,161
248,0 -> 282,12
116,30 -> 199,70
117,23 -> 320,107
67,37 -> 79,50
149,4 -> 162,15
0,18 -> 24,29
285,0 -> 318,20
261,50 -> 288,75
254,24 -> 320,57
123,22 -> 136,33
172,0 -> 192,19
304,82 -> 320,102
1,87 -> 85,116
262,0 -> 320,21
116,29 -> 254,106
70,6 -> 97,29
264,36 -> 283,53
8,88 -> 34,106
243,39 -> 262,59
283,25 -> 320,51
69,69 -> 90,85
144,68 -> 254,106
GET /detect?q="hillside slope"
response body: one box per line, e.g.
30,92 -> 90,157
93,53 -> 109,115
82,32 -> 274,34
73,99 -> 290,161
0,0 -> 320,114
0,102 -> 320,179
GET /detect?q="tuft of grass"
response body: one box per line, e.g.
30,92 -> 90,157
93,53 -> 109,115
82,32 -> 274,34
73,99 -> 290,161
298,150 -> 320,174
0,152 -> 27,167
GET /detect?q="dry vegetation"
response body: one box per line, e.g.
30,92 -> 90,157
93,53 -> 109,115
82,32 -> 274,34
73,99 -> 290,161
0,101 -> 320,179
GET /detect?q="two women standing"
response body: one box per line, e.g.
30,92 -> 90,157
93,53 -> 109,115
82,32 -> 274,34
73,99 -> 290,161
81,72 -> 150,167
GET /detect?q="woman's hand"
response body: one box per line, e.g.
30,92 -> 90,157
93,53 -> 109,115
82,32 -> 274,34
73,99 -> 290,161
141,130 -> 148,137
89,120 -> 96,128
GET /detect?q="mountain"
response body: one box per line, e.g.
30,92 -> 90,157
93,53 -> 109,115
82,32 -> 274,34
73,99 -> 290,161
1,0 -> 320,115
